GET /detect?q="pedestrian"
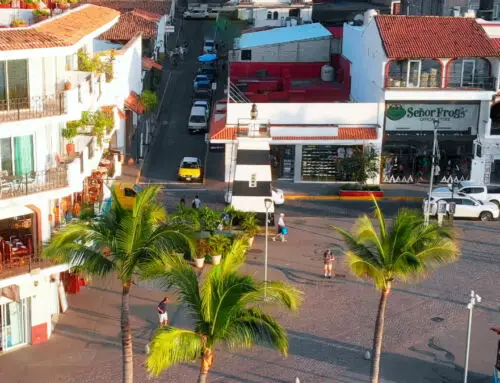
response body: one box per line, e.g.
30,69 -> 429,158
323,249 -> 335,279
180,196 -> 186,207
192,195 -> 201,209
272,213 -> 287,242
157,297 -> 169,327
434,163 -> 441,184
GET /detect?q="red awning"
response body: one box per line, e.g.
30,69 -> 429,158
124,92 -> 145,114
142,57 -> 162,71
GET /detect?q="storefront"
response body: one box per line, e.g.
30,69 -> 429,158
0,296 -> 30,352
270,145 -> 295,180
383,102 -> 479,183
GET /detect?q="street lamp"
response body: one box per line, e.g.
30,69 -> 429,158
264,197 -> 273,299
464,290 -> 482,383
250,103 -> 258,120
424,119 -> 439,226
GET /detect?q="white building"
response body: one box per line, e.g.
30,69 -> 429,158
227,0 -> 312,28
0,4 -> 143,352
343,11 -> 500,184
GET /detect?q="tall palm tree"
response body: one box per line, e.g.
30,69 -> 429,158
44,186 -> 194,383
142,238 -> 302,383
332,202 -> 458,383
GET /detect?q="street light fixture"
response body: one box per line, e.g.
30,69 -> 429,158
463,290 -> 482,383
250,103 -> 258,120
424,119 -> 439,226
264,197 -> 273,299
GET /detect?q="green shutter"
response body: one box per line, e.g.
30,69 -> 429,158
14,135 -> 34,176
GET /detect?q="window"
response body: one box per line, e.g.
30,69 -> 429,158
471,187 -> 484,194
461,188 -> 472,194
495,4 -> 500,20
124,188 -> 136,197
0,60 -> 29,109
249,174 -> 257,188
65,55 -> 73,71
0,135 -> 33,176
241,50 -> 252,61
407,60 -> 421,87
273,11 -> 278,20
267,11 -> 272,19
448,58 -> 490,89
462,199 -> 476,206
387,59 -> 441,88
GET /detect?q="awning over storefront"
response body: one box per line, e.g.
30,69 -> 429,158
0,205 -> 33,221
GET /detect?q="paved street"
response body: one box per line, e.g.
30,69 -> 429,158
1,206 -> 499,382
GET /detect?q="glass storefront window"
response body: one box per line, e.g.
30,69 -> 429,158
1,298 -> 29,351
271,145 -> 295,180
301,145 -> 362,182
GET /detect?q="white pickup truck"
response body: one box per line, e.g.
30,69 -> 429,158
431,181 -> 500,207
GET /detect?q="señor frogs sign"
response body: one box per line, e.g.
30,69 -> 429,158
385,103 -> 479,132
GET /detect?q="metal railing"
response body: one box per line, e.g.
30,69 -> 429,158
447,76 -> 496,90
0,247 -> 58,281
229,81 -> 251,103
236,120 -> 270,137
0,166 -> 68,200
0,93 -> 65,123
386,72 -> 441,88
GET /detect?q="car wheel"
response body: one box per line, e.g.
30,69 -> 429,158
480,211 -> 493,221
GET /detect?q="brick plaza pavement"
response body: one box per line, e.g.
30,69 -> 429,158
0,215 -> 499,383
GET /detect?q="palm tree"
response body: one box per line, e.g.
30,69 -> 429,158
44,186 -> 194,383
332,201 -> 458,383
142,238 -> 302,383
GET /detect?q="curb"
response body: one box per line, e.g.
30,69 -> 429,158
285,195 -> 423,202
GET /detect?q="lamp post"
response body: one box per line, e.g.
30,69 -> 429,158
464,290 -> 482,383
424,119 -> 439,226
264,198 -> 273,299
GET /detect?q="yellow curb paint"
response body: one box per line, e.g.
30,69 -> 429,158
285,195 -> 423,202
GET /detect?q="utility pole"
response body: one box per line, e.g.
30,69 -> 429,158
463,290 -> 482,383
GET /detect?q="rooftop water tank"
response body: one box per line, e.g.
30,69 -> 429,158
321,64 -> 334,82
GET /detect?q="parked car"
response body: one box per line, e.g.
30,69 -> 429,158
193,79 -> 212,97
203,39 -> 216,53
224,187 -> 285,206
431,181 -> 500,207
110,183 -> 143,210
207,8 -> 218,19
193,74 -> 212,88
178,157 -> 203,182
423,195 -> 499,221
183,8 -> 207,19
188,101 -> 209,133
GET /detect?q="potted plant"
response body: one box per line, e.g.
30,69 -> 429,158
141,90 -> 158,112
241,213 -> 259,246
197,206 -> 222,234
0,0 -> 11,9
24,0 -> 38,8
33,9 -> 50,22
64,80 -> 72,90
62,121 -> 80,155
195,239 -> 209,268
10,18 -> 27,27
56,0 -> 68,9
207,234 -> 230,265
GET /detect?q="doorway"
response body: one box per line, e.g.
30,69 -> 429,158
0,297 -> 30,351
271,145 -> 295,180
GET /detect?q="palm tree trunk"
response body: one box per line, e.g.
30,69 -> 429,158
370,283 -> 391,383
121,281 -> 133,383
198,348 -> 214,383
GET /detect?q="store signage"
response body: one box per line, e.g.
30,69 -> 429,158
209,143 -> 225,152
385,103 -> 479,132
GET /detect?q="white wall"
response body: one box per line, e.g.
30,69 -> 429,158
226,102 -> 379,125
342,21 -> 386,103
252,7 -> 312,28
0,9 -> 34,26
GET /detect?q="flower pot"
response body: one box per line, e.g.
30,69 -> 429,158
127,157 -> 135,167
36,15 -> 49,22
194,257 -> 205,268
66,143 -> 75,156
0,4 -> 11,8
58,3 -> 68,8
25,3 -> 36,8
64,81 -> 72,90
211,254 -> 222,265
19,0 -> 25,7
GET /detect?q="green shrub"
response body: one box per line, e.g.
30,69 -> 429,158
141,90 -> 158,112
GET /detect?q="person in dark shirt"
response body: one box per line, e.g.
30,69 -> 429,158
157,297 -> 169,327
323,249 -> 335,279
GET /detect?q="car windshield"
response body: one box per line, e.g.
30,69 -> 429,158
205,41 -> 215,47
181,161 -> 199,168
469,197 -> 482,205
132,184 -> 143,193
190,115 -> 205,123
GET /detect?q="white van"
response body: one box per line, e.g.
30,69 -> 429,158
188,100 -> 209,133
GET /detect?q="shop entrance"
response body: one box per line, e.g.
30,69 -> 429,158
270,145 -> 295,180
383,134 -> 473,183
0,297 -> 30,351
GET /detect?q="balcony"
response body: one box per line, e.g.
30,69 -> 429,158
0,167 -> 68,200
447,76 -> 496,91
0,94 -> 66,123
0,251 -> 59,281
236,119 -> 271,138
386,72 -> 496,91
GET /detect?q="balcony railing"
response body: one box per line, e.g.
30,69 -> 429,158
0,248 -> 59,281
0,167 -> 68,200
0,93 -> 66,123
236,120 -> 270,137
447,76 -> 496,90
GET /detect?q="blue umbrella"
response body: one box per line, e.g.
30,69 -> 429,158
198,53 -> 217,62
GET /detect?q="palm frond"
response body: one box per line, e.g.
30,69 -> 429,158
331,226 -> 383,269
346,251 -> 387,289
146,327 -> 202,376
238,280 -> 303,311
371,197 -> 387,241
219,237 -> 249,275
224,308 -> 289,356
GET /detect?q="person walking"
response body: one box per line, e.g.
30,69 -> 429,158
192,195 -> 201,209
157,297 -> 169,327
272,213 -> 287,242
323,249 -> 335,279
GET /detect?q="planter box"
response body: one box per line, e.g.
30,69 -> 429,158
0,4 -> 12,8
339,190 -> 384,198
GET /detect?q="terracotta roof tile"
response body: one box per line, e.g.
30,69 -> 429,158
491,38 -> 500,52
99,11 -> 157,40
376,15 -> 499,59
124,91 -> 145,114
84,0 -> 169,15
142,56 -> 163,70
0,5 -> 119,51
131,9 -> 161,21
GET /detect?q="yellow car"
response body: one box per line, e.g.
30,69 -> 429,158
112,183 -> 143,209
178,157 -> 203,182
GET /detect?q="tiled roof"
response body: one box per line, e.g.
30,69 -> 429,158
0,5 -> 119,51
84,0 -> 169,15
210,124 -> 378,141
142,56 -> 163,70
99,10 -> 157,40
491,38 -> 500,52
131,9 -> 161,21
375,15 -> 500,59
124,91 -> 145,114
